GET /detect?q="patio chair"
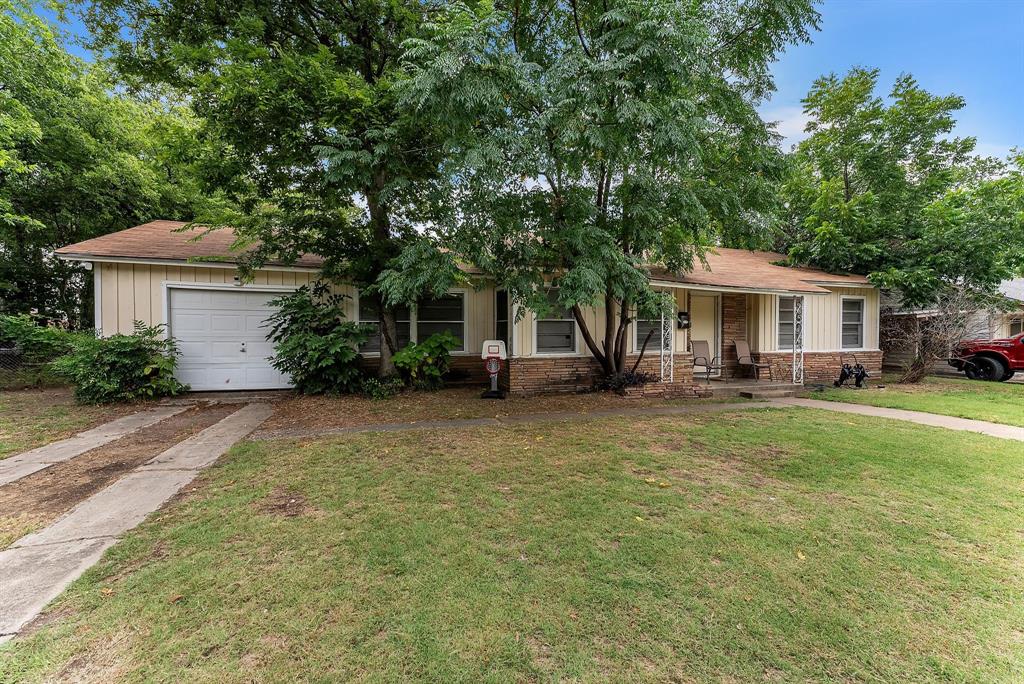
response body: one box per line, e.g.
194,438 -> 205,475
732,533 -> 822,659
690,340 -> 724,384
733,339 -> 773,381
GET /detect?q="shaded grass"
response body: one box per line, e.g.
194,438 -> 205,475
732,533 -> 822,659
0,389 -> 132,460
2,408 -> 1022,682
814,374 -> 1024,427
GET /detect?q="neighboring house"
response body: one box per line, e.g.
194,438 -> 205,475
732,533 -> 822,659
56,221 -> 882,394
882,279 -> 1024,373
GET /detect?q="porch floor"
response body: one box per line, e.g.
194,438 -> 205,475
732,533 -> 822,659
703,378 -> 803,398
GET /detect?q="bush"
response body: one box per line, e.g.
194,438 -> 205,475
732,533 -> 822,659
265,282 -> 368,395
392,331 -> 461,390
596,370 -> 660,394
50,323 -> 188,403
0,314 -> 91,389
361,376 -> 405,400
0,314 -> 82,363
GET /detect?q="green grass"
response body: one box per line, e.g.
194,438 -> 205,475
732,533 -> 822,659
814,374 -> 1024,427
0,389 -> 127,459
2,408 -> 1022,682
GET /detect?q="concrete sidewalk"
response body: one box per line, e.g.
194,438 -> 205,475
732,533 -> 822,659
773,397 -> 1024,442
0,405 -> 187,487
0,402 -> 273,644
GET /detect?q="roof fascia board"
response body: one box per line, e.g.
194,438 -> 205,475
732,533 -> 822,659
648,280 -> 827,296
56,253 -> 320,273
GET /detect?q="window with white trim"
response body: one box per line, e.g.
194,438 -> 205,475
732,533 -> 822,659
536,289 -> 575,353
417,293 -> 466,351
634,316 -> 671,352
1010,317 -> 1023,337
778,296 -> 796,349
358,298 -> 411,353
841,298 -> 865,349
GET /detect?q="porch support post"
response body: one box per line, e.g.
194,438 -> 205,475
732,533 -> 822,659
792,295 -> 805,384
659,294 -> 674,383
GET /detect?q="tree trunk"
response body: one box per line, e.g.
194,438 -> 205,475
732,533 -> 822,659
377,305 -> 399,377
365,171 -> 399,378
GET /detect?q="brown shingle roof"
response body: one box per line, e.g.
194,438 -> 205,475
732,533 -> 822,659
649,247 -> 871,294
58,221 -> 872,293
55,220 -> 324,269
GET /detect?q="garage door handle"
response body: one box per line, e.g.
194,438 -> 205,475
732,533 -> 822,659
240,342 -> 246,353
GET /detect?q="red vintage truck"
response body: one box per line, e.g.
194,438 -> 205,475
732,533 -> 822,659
949,333 -> 1024,381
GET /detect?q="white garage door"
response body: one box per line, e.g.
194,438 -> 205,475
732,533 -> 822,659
169,288 -> 291,391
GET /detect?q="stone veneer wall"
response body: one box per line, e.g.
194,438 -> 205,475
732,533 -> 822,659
753,350 -> 883,384
720,293 -> 747,377
505,352 -> 706,397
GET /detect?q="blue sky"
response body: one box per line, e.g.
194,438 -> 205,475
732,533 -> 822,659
49,0 -> 1023,159
762,0 -> 1024,158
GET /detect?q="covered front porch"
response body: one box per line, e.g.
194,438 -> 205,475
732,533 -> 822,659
645,285 -> 810,389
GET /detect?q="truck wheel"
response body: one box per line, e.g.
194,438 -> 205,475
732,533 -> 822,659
972,356 -> 1007,382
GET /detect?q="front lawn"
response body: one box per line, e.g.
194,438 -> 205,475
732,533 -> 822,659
814,373 -> 1024,427
0,389 -> 133,460
261,386 -> 734,435
3,408 -> 1022,682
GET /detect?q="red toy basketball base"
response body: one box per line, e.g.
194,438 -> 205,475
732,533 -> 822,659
480,340 -> 508,399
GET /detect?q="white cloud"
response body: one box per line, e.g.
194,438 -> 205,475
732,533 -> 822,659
760,105 -> 812,151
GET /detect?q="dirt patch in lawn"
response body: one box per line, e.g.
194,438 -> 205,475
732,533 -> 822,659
255,486 -> 317,517
260,387 -> 730,435
0,402 -> 239,548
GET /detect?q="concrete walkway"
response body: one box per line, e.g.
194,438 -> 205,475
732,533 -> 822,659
0,406 -> 187,487
773,397 -> 1024,442
0,402 -> 273,644
253,400 -> 778,440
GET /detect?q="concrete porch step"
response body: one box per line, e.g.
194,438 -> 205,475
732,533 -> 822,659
738,389 -> 801,399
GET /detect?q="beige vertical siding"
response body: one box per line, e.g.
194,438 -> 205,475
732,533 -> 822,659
510,286 -> 690,358
96,262 -> 318,336
748,286 -> 879,352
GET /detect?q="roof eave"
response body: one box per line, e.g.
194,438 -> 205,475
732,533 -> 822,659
56,253 -> 321,273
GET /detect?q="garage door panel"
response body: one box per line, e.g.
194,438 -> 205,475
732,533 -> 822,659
211,314 -> 243,332
171,312 -> 209,333
169,288 -> 291,391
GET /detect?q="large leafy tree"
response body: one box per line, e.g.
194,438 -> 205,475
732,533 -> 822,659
86,0 -> 460,375
402,0 -> 818,379
779,67 -> 1024,307
0,1 -> 220,327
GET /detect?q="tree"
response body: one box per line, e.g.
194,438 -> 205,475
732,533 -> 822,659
86,0 -> 461,376
0,1 -> 222,327
779,68 -> 1024,308
401,0 -> 818,380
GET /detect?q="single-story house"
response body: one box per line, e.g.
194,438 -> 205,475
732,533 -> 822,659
56,221 -> 882,395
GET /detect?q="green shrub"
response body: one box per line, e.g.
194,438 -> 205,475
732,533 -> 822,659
361,376 -> 405,400
0,314 -> 83,363
265,282 -> 368,395
50,323 -> 188,403
392,331 -> 461,390
0,314 -> 91,389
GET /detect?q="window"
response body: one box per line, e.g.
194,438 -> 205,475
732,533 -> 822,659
841,298 -> 865,349
496,290 -> 510,352
358,298 -> 411,353
1010,318 -> 1023,337
536,289 -> 575,353
778,297 -> 796,349
635,315 -> 671,352
417,293 -> 465,351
